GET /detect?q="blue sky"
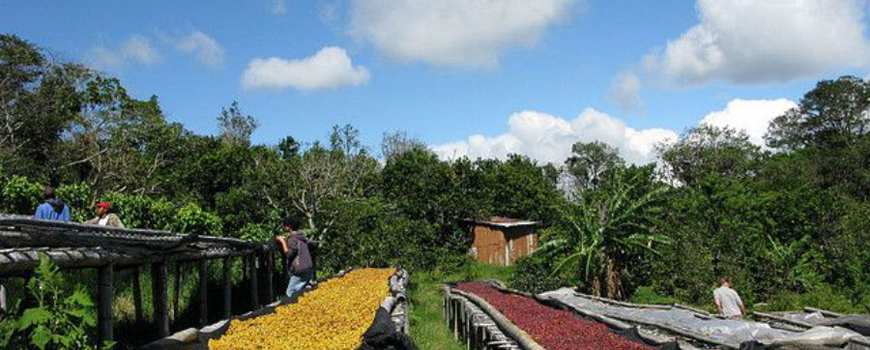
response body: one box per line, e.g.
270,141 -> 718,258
3,0 -> 869,164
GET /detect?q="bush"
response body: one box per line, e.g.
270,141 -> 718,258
629,286 -> 679,305
756,284 -> 864,314
1,175 -> 42,215
56,183 -> 92,222
509,255 -> 572,294
0,254 -> 112,350
100,192 -> 174,230
171,203 -> 222,236
237,222 -> 277,242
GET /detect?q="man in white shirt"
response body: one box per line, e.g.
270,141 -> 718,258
714,277 -> 745,319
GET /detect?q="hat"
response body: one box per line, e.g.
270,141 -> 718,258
95,202 -> 111,210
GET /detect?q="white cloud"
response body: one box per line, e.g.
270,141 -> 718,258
88,47 -> 125,71
699,98 -> 797,146
349,0 -> 577,68
271,0 -> 288,15
607,70 -> 642,111
644,0 -> 870,84
241,46 -> 370,91
175,31 -> 225,69
88,35 -> 161,71
431,109 -> 678,165
122,35 -> 161,66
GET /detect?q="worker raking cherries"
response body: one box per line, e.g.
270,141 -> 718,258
209,268 -> 395,350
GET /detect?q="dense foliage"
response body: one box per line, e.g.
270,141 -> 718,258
2,33 -> 869,318
0,34 -> 561,273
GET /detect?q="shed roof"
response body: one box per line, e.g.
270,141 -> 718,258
465,216 -> 539,228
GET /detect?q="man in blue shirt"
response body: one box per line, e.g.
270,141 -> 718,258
33,186 -> 70,222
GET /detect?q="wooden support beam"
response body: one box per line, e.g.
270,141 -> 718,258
97,263 -> 114,344
173,262 -> 181,321
198,260 -> 208,326
222,257 -> 232,319
152,261 -> 169,337
263,250 -> 274,303
133,265 -> 143,325
248,253 -> 258,310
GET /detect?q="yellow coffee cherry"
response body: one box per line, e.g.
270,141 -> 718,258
209,268 -> 396,350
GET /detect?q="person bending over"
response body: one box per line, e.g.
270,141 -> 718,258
275,219 -> 314,299
714,277 -> 745,319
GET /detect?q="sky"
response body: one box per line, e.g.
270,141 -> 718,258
3,0 -> 869,165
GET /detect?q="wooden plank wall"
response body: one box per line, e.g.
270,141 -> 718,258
470,225 -> 538,267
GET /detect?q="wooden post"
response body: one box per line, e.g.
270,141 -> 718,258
222,257 -> 231,318
97,263 -> 114,344
281,253 -> 288,291
173,262 -> 181,321
133,265 -> 143,325
152,261 -> 169,337
198,259 -> 208,326
264,250 -> 274,303
248,252 -> 258,310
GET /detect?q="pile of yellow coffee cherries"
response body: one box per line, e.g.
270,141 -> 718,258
209,268 -> 396,350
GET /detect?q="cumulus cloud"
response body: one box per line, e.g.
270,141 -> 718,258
431,109 -> 678,165
644,0 -> 870,84
607,70 -> 642,111
699,98 -> 797,146
175,31 -> 225,69
241,46 -> 370,91
349,0 -> 577,68
88,35 -> 161,71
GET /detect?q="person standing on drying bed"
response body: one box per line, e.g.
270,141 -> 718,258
275,218 -> 314,299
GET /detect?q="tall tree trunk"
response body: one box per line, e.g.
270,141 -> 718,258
606,256 -> 623,300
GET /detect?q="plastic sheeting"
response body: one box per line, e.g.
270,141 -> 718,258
540,288 -> 861,349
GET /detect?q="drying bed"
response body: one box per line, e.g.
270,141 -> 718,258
455,282 -> 653,350
209,268 -> 396,350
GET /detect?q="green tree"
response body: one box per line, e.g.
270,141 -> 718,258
537,165 -> 668,299
565,141 -> 624,190
766,76 -> 870,151
660,125 -> 763,186
217,101 -> 258,145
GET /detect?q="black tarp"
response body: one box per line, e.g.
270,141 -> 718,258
360,307 -> 418,350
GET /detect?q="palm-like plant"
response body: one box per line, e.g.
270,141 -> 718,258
537,166 -> 670,299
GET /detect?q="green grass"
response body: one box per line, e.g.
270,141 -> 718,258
408,262 -> 513,350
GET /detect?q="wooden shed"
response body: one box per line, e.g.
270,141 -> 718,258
466,217 -> 539,267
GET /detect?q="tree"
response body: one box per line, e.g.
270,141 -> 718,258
218,101 -> 258,145
537,165 -> 669,299
258,129 -> 378,235
277,135 -> 299,159
660,125 -> 762,186
381,131 -> 427,161
565,141 -> 624,190
766,76 -> 870,151
0,35 -> 81,178
329,123 -> 362,155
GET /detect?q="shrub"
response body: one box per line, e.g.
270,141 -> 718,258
1,175 -> 42,215
629,286 -> 679,305
56,183 -> 92,222
0,254 -> 113,350
171,203 -> 222,236
509,255 -> 572,294
100,192 -> 174,230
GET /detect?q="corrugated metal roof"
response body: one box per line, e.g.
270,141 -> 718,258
466,216 -> 539,228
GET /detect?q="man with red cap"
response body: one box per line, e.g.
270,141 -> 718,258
85,202 -> 125,228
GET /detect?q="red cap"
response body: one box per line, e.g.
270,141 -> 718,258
95,202 -> 111,210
